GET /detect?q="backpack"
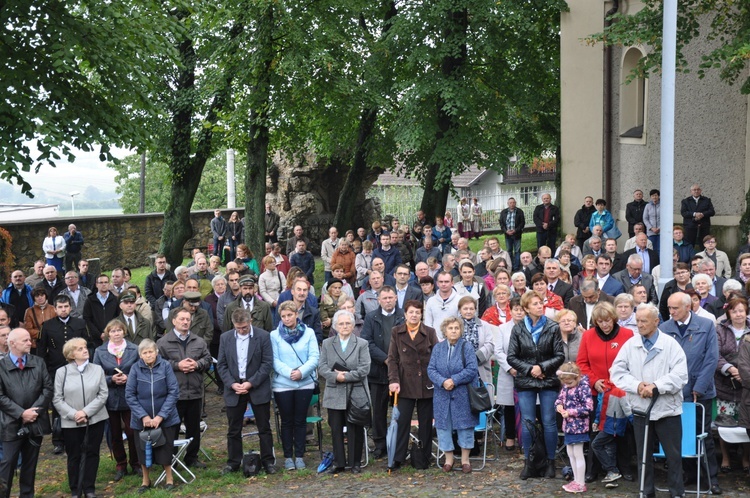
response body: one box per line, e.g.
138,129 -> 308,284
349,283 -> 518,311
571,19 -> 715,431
242,452 -> 262,477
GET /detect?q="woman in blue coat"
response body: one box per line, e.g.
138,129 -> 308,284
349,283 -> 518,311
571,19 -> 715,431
93,320 -> 141,481
427,316 -> 479,473
125,339 -> 181,493
589,199 -> 616,238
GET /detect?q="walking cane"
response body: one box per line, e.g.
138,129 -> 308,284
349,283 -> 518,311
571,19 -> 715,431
632,388 -> 659,498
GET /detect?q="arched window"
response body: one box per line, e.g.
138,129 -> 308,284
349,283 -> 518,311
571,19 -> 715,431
619,47 -> 647,142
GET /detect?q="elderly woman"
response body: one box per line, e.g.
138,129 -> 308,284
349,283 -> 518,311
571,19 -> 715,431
692,273 -> 718,310
494,296 -> 526,451
716,297 -> 750,472
93,320 -> 140,481
510,272 -> 528,298
530,273 -> 564,319
556,309 -> 582,363
24,287 -> 55,351
270,301 -> 320,471
320,279 -> 347,337
614,293 -> 639,334
507,291 -> 564,479
387,300 -> 439,469
329,298 -> 363,338
427,317 -> 479,473
686,289 -> 718,324
43,226 -> 66,271
52,338 -> 108,498
125,339 -> 180,492
457,296 -> 496,400
319,310 -> 371,474
481,284 -> 512,326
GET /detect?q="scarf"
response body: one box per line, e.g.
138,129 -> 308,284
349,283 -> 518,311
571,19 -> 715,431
279,319 -> 307,345
524,315 -> 548,344
108,340 -> 127,364
462,318 -> 480,351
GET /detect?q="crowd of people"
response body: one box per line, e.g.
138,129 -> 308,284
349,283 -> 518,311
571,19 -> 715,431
1,184 -> 750,497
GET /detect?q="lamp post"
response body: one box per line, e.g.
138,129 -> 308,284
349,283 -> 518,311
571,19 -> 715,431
70,191 -> 80,217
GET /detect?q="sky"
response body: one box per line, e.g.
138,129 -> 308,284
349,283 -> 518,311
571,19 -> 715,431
12,145 -> 131,202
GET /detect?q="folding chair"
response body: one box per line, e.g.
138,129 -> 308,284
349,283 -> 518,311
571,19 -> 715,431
203,357 -> 220,390
272,393 -> 324,456
653,402 -> 711,496
179,421 -> 211,460
471,407 -> 499,470
155,437 -> 195,486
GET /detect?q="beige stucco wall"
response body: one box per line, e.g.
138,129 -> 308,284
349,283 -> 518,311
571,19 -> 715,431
562,0 -> 750,255
560,0 -> 606,231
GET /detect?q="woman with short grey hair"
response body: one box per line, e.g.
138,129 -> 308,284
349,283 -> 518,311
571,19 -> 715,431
318,309 -> 371,473
614,293 -> 638,334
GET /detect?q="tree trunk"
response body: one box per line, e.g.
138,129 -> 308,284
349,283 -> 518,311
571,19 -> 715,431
333,1 -> 398,231
244,3 -> 274,260
159,11 -> 234,267
420,7 -> 467,222
334,108 -> 381,231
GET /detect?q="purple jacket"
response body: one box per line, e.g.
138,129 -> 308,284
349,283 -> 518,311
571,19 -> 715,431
555,375 -> 593,435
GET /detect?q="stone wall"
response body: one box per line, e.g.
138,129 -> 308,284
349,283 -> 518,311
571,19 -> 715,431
2,209 -> 241,274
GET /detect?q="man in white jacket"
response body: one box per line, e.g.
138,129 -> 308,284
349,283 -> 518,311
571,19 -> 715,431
610,303 -> 688,498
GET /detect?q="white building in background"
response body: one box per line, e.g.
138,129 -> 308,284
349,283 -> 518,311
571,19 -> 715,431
0,204 -> 59,221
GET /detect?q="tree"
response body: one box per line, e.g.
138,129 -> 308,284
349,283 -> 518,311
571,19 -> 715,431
386,0 -> 567,221
588,0 -> 750,94
0,0 -> 178,195
108,152 -> 246,214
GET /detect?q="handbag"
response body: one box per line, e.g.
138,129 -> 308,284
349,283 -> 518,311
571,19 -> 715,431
138,427 -> 166,448
346,382 -> 372,427
290,342 -> 320,394
604,224 -> 622,240
460,342 -> 493,414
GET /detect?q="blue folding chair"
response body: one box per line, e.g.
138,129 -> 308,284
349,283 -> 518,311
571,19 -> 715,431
653,402 -> 711,496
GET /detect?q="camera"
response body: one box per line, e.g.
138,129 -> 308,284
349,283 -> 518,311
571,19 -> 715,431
17,426 -> 30,438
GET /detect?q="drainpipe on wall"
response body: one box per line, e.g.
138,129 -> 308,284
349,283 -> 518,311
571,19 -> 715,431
603,0 -> 619,205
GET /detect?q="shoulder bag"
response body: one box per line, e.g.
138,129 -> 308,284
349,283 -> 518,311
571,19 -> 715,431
460,342 -> 492,414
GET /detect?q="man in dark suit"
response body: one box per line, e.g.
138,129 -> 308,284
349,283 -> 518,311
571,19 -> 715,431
499,197 -> 526,271
595,255 -> 625,297
0,328 -> 53,497
360,287 -> 404,458
36,265 -> 65,300
393,265 -> 422,310
82,274 -> 119,349
544,259 -> 573,308
612,254 -> 659,304
680,184 -> 715,249
625,189 -> 647,238
568,277 -> 615,329
533,193 -> 560,253
216,307 -> 276,475
622,233 -> 660,275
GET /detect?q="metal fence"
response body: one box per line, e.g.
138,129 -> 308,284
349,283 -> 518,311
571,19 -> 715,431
369,185 -> 557,231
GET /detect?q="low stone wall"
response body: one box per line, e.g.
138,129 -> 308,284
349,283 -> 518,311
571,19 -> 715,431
2,209 -> 243,274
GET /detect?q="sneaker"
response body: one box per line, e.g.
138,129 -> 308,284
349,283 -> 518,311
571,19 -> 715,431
284,458 -> 295,470
562,482 -> 587,494
602,471 -> 622,483
295,457 -> 306,469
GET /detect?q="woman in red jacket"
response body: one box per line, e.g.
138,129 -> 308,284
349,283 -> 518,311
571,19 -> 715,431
576,301 -> 634,481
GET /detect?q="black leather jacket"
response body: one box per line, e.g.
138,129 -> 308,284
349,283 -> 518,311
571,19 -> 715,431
507,318 -> 564,391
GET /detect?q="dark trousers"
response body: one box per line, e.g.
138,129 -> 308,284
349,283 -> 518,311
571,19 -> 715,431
536,230 -> 556,254
63,420 -> 106,496
0,436 -> 41,498
176,398 -> 202,464
684,398 -> 718,483
369,382 -> 390,453
274,389 -> 313,458
327,409 -> 365,468
226,396 -> 273,469
684,224 -> 710,250
212,237 -> 224,256
395,397 -> 433,465
108,409 -> 139,472
500,404 -> 516,440
505,236 -> 522,271
633,414 -> 684,497
64,252 -> 82,273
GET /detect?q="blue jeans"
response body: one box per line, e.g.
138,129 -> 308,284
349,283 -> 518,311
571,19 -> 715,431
591,431 -> 618,472
505,236 -> 522,271
435,402 -> 475,452
648,234 -> 660,254
517,388 -> 558,460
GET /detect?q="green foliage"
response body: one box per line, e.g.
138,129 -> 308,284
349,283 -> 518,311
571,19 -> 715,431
588,0 -> 750,94
108,152 -> 246,214
0,0 -> 181,195
0,228 -> 14,286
